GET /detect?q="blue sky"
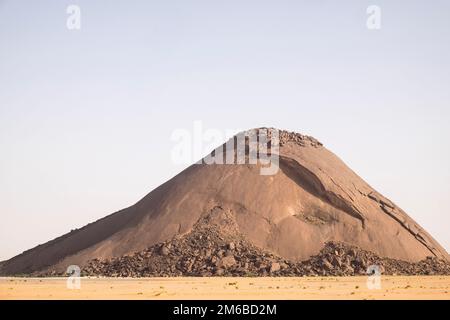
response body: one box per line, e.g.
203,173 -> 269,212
1,0 -> 450,260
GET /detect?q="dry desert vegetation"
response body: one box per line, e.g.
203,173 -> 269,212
1,276 -> 450,300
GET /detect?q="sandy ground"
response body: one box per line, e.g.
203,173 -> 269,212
1,276 -> 449,300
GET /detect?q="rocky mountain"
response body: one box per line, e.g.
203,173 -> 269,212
1,128 -> 448,276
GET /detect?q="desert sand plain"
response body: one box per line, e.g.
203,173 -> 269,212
1,276 -> 449,300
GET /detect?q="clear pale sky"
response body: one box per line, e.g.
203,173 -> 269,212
1,0 -> 449,261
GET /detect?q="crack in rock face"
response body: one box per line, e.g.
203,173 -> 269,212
366,191 -> 442,259
280,156 -> 366,226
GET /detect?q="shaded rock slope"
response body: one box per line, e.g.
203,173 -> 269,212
1,128 -> 448,276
